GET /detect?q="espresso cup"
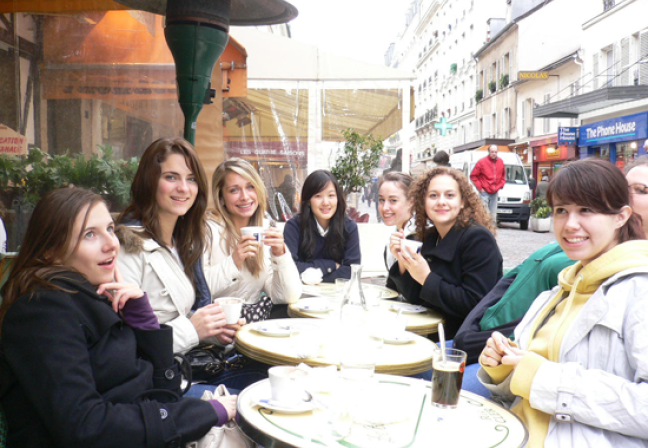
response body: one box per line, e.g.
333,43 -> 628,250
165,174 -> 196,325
215,297 -> 243,324
268,366 -> 308,405
240,226 -> 265,242
400,239 -> 423,257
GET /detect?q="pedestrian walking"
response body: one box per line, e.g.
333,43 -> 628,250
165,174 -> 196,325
470,145 -> 505,219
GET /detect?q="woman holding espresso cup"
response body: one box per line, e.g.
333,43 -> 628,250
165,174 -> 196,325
204,158 -> 301,322
117,138 -> 239,355
388,167 -> 502,339
479,159 -> 648,447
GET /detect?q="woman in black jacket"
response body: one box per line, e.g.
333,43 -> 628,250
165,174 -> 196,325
0,188 -> 234,448
389,167 -> 503,339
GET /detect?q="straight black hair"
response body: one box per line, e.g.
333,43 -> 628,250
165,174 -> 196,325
297,170 -> 348,263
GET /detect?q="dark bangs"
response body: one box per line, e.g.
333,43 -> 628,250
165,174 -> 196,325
546,158 -> 628,215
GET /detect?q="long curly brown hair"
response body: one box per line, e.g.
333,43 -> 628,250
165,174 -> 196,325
409,167 -> 496,241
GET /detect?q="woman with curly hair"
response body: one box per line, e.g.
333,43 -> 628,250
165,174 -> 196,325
388,166 -> 503,338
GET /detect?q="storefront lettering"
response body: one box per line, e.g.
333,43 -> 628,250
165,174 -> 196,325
518,71 -> 549,80
585,121 -> 636,140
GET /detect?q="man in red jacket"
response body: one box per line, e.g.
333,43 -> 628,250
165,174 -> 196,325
470,145 -> 505,220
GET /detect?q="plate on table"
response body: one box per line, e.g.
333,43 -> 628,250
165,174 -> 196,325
254,398 -> 315,414
388,303 -> 428,314
295,298 -> 332,313
302,283 -> 398,300
252,321 -> 294,337
382,331 -> 415,345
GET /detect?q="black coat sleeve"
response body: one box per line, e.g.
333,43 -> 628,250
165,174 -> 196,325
321,220 -> 361,283
284,217 -> 336,276
419,228 -> 502,320
453,275 -> 516,364
2,292 -> 218,448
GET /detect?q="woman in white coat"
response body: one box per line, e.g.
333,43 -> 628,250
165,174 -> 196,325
205,158 -> 301,320
117,138 -> 265,391
479,158 -> 648,447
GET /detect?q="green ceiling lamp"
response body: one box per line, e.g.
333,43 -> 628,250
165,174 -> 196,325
114,0 -> 298,144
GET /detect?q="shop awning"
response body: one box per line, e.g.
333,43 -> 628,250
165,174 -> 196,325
533,86 -> 648,118
226,27 -> 415,142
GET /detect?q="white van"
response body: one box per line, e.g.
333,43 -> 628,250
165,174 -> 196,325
449,151 -> 531,229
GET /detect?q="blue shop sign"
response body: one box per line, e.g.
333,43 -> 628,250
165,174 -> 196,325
558,127 -> 578,145
579,112 -> 648,146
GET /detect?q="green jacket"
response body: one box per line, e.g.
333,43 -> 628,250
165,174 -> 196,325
479,242 -> 573,330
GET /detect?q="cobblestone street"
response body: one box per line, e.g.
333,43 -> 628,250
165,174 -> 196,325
495,222 -> 556,270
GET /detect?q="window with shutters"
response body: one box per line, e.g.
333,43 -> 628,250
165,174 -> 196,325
640,31 -> 648,85
607,47 -> 615,87
620,38 -> 630,86
593,53 -> 599,90
543,94 -> 550,134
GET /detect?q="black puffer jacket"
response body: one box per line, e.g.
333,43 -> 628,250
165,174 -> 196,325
0,274 -> 219,448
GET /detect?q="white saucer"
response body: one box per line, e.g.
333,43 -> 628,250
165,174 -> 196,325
389,303 -> 428,314
255,398 -> 315,414
253,322 -> 293,337
382,332 -> 415,345
296,299 -> 332,313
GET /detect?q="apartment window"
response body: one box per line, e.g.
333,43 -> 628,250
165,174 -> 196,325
620,37 -> 630,86
570,80 -> 581,97
543,94 -> 550,134
592,53 -> 600,89
641,31 -> 648,85
605,47 -> 614,87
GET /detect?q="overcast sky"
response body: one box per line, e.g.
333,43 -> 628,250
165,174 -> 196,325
287,0 -> 412,66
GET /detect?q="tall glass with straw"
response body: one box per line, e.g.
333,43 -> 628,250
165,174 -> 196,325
431,323 -> 467,409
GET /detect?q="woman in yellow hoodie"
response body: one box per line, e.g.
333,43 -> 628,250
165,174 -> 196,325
478,158 -> 648,447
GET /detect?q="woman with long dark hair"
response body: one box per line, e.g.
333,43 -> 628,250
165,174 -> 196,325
479,158 -> 648,447
389,166 -> 503,338
117,138 -> 239,354
283,170 -> 360,282
0,188 -> 235,447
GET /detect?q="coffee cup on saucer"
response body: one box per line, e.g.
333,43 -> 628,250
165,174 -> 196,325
268,366 -> 308,405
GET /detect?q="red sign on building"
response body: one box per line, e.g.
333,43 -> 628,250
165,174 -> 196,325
226,141 -> 308,165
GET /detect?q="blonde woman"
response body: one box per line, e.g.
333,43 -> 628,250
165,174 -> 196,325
204,158 -> 301,319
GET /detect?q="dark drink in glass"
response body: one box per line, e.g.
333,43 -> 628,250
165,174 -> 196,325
431,348 -> 467,409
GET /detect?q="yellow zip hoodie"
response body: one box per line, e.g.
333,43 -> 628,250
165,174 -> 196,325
482,241 -> 648,447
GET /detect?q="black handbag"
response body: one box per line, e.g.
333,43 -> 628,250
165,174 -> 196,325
183,345 -> 246,384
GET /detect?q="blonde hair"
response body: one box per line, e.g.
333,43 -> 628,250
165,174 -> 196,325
211,158 -> 267,277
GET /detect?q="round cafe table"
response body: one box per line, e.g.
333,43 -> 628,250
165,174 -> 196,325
237,374 -> 529,448
288,299 -> 443,337
235,318 -> 437,376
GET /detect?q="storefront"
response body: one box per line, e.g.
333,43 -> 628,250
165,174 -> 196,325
579,112 -> 648,170
531,131 -> 577,182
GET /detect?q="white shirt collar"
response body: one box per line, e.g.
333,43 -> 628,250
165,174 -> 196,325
316,219 -> 329,237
